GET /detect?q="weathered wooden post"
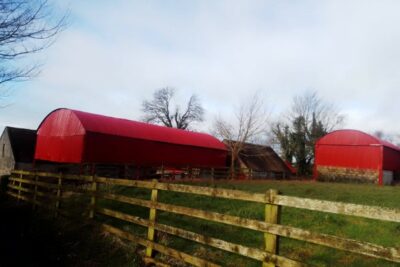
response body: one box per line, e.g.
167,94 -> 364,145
188,166 -> 193,180
211,168 -> 215,183
145,179 -> 159,258
161,165 -> 165,179
11,171 -> 16,186
32,172 -> 39,210
55,172 -> 63,217
17,172 -> 23,203
263,189 -> 279,267
89,174 -> 97,219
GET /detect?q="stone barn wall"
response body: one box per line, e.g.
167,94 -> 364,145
0,129 -> 15,176
317,166 -> 379,183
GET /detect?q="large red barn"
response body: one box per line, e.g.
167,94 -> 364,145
34,109 -> 227,168
314,129 -> 400,185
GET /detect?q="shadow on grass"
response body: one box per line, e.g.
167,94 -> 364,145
0,195 -> 142,267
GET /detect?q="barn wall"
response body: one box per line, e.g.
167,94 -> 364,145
314,144 -> 382,183
35,135 -> 84,163
315,145 -> 381,170
0,130 -> 15,176
83,132 -> 227,167
382,146 -> 400,171
316,165 -> 379,183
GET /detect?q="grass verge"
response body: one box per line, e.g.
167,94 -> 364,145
95,180 -> 400,267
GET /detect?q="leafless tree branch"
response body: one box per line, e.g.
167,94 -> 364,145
212,94 -> 268,178
142,87 -> 204,130
0,0 -> 67,89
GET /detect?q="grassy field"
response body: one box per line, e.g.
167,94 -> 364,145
95,179 -> 400,267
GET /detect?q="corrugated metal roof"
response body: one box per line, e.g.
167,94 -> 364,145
224,140 -> 291,173
317,129 -> 400,151
39,108 -> 226,151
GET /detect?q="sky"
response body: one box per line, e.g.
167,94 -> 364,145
1,0 -> 400,142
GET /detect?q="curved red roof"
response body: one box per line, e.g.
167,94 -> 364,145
317,129 -> 400,151
38,108 -> 226,150
35,108 -> 227,166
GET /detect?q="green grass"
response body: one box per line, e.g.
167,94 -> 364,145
95,180 -> 400,266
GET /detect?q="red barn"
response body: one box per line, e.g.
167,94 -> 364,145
35,109 -> 227,168
314,129 -> 400,185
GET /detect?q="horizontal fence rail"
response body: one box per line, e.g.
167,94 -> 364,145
6,170 -> 400,266
94,175 -> 400,223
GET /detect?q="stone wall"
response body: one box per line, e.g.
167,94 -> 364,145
0,129 -> 15,177
317,165 -> 379,183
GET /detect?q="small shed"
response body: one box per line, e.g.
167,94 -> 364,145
314,129 -> 400,185
35,109 -> 227,168
0,127 -> 36,176
224,140 -> 292,178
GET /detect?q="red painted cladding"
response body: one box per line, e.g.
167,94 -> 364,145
35,109 -> 85,163
83,132 -> 226,166
314,129 -> 400,185
35,109 -> 227,167
383,147 -> 400,171
315,145 -> 381,170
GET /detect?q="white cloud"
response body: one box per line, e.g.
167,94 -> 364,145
1,0 -> 400,137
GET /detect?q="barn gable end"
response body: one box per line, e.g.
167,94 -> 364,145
314,129 -> 400,185
0,127 -> 36,176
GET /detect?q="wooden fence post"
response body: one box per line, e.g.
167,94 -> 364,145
32,172 -> 38,210
55,173 -> 63,218
161,165 -> 165,179
17,172 -> 23,203
263,189 -> 279,267
145,179 -> 159,258
89,174 -> 97,219
11,172 -> 16,186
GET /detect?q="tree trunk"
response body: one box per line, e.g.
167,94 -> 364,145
230,151 -> 236,179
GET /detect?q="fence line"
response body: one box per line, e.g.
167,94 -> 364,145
96,207 -> 301,267
6,170 -> 400,266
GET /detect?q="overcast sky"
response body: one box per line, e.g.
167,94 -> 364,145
2,0 -> 400,140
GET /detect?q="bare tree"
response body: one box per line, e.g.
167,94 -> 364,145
142,87 -> 204,130
0,1 -> 66,89
212,94 -> 268,178
272,91 -> 344,175
373,130 -> 384,140
289,91 -> 344,132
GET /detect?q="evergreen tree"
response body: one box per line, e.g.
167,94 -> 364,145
272,92 -> 341,176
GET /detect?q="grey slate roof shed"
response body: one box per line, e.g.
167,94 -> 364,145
224,140 -> 292,178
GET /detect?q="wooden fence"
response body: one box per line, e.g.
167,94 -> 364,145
5,170 -> 400,266
30,163 -> 289,180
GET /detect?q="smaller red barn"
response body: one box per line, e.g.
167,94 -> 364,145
314,129 -> 400,185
